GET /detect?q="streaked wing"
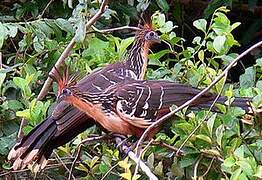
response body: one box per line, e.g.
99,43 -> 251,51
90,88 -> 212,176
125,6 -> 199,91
114,80 -> 214,128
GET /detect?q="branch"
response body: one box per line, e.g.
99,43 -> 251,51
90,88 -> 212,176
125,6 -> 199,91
175,71 -> 227,155
17,118 -> 27,139
54,152 -> 76,180
114,137 -> 158,180
38,0 -> 55,19
37,0 -> 109,100
135,41 -> 262,167
68,134 -> 111,180
91,25 -> 141,33
128,151 -> 158,180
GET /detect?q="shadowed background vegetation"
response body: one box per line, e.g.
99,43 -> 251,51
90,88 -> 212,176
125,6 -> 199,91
0,0 -> 261,179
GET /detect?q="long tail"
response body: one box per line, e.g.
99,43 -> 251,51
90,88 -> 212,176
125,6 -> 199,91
194,96 -> 253,113
8,104 -> 94,172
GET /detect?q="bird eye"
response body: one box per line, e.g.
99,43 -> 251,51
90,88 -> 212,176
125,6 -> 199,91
149,31 -> 155,36
62,88 -> 71,95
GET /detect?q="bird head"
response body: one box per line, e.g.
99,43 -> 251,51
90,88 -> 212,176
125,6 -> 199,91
137,24 -> 161,44
49,65 -> 79,101
57,87 -> 73,103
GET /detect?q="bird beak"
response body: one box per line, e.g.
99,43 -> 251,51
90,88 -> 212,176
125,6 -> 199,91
153,34 -> 161,43
56,94 -> 65,103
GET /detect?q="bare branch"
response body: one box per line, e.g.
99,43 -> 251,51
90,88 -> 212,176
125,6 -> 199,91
54,152 -> 76,180
91,25 -> 141,33
135,41 -> 262,170
101,163 -> 118,180
193,156 -> 202,179
37,0 -> 109,100
38,0 -> 55,19
201,157 -> 215,178
68,134 -> 111,180
17,118 -> 27,139
128,151 -> 158,180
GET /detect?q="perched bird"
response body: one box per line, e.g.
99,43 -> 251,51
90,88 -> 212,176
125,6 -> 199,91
58,79 -> 255,138
8,23 -> 160,171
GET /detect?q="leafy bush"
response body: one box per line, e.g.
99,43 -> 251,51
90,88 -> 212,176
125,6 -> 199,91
0,0 -> 261,179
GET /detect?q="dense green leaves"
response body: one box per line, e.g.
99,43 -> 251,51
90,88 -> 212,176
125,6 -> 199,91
0,1 -> 261,180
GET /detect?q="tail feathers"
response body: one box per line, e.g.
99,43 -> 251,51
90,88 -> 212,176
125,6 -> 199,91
188,95 -> 253,114
8,116 -> 56,171
230,97 -> 253,112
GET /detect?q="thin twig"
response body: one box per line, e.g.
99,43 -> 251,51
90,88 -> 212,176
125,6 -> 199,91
133,139 -> 154,178
202,157 -> 215,177
0,52 -> 2,69
151,141 -> 184,155
0,161 -> 80,177
128,151 -> 158,180
37,0 -> 109,100
193,156 -> 202,179
176,72 -> 227,155
114,137 -> 158,180
17,118 -> 26,139
68,134 -> 111,180
91,25 -> 141,33
38,0 -> 55,19
101,163 -> 118,180
54,152 -> 76,180
68,144 -> 83,180
135,41 -> 262,157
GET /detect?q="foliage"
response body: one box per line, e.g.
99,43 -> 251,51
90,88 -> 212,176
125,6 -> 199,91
0,0 -> 261,179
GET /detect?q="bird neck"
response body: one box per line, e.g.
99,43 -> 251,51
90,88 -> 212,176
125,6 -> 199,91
125,38 -> 149,80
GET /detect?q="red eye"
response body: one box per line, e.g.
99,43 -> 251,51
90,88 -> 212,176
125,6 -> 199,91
149,32 -> 154,36
62,89 -> 71,94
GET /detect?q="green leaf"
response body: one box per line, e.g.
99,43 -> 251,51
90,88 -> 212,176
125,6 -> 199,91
4,100 -> 23,111
0,22 -> 7,49
16,109 -> 30,119
75,19 -> 86,43
195,134 -> 212,144
213,35 -> 226,53
75,163 -> 89,173
152,12 -> 166,28
231,22 -> 241,31
198,50 -> 204,61
254,165 -> 262,178
118,37 -> 134,57
192,36 -> 201,45
13,77 -> 31,97
89,156 -> 99,168
0,71 -> 6,90
99,163 -> 109,173
159,21 -> 174,33
154,161 -> 163,176
240,67 -> 256,88
156,0 -> 169,12
231,168 -> 242,180
236,160 -> 253,176
193,19 -> 207,33
33,36 -> 44,52
223,156 -> 236,168
207,113 -> 217,136
256,57 -> 262,67
216,125 -> 224,147
147,153 -> 154,170
234,145 -> 244,159
239,172 -> 248,180
5,24 -> 18,38
55,18 -> 74,34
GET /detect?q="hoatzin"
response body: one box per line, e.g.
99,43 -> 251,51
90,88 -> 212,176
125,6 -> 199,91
8,24 -> 160,171
57,79 -> 256,138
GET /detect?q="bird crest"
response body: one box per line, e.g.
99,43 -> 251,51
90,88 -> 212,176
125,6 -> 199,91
49,65 -> 80,96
